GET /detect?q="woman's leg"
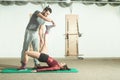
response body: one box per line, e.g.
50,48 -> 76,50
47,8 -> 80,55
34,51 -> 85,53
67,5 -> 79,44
23,51 -> 40,67
18,51 -> 41,69
40,32 -> 48,53
39,25 -> 44,51
25,51 -> 40,61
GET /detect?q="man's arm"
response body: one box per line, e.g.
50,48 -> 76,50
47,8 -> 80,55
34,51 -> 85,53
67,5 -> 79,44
34,10 -> 53,23
37,13 -> 52,22
37,13 -> 56,26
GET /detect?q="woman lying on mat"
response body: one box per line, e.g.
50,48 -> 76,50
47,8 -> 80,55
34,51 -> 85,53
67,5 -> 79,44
18,28 -> 70,72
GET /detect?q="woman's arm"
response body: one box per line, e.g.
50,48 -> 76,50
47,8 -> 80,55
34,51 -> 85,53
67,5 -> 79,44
36,66 -> 60,72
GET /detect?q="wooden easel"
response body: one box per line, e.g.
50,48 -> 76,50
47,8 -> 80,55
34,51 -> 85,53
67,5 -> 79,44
65,14 -> 80,56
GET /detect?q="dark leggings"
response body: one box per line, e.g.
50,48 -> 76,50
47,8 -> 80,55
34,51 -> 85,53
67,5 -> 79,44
38,53 -> 49,62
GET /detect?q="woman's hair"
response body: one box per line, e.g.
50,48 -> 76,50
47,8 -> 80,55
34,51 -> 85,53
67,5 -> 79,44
60,64 -> 70,70
43,6 -> 52,13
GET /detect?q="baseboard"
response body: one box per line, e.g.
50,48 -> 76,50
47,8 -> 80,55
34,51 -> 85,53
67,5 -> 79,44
81,57 -> 120,60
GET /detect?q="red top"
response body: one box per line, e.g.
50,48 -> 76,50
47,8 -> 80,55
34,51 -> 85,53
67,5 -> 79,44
36,57 -> 61,72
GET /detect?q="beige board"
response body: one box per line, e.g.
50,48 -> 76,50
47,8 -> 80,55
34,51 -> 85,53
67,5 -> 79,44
65,14 -> 79,56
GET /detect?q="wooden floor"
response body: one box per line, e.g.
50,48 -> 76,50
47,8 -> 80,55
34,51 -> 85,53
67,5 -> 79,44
0,58 -> 120,80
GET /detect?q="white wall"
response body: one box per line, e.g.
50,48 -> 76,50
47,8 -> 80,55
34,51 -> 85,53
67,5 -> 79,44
0,3 -> 120,58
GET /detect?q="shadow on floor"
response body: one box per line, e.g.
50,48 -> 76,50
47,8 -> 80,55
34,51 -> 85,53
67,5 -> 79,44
0,64 -> 19,69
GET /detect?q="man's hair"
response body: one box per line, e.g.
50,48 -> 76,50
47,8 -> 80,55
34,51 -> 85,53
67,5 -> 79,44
43,6 -> 52,13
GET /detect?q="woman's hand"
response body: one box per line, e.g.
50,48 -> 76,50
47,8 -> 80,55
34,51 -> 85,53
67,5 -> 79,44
32,70 -> 37,72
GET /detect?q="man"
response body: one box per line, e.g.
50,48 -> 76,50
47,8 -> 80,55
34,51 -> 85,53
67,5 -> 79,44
20,6 -> 56,69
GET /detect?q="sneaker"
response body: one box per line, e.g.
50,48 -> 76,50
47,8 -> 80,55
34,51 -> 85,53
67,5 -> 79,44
45,25 -> 54,33
17,66 -> 26,70
18,61 -> 26,70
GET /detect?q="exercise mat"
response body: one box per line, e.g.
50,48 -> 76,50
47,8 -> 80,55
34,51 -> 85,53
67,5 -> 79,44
0,68 -> 78,73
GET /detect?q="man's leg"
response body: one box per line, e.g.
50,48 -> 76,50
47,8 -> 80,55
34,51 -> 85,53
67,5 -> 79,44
20,30 -> 32,69
32,32 -> 40,68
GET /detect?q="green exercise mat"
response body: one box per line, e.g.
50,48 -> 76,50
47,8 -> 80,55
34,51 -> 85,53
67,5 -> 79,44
0,68 -> 78,73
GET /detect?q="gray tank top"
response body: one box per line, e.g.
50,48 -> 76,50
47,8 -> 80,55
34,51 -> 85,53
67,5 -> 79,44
26,10 -> 45,31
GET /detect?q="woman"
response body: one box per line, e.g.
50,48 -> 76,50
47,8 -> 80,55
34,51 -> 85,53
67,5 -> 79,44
23,51 -> 70,72
19,28 -> 70,72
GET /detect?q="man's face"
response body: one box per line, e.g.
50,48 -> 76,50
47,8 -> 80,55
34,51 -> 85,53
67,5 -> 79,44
43,10 -> 51,17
